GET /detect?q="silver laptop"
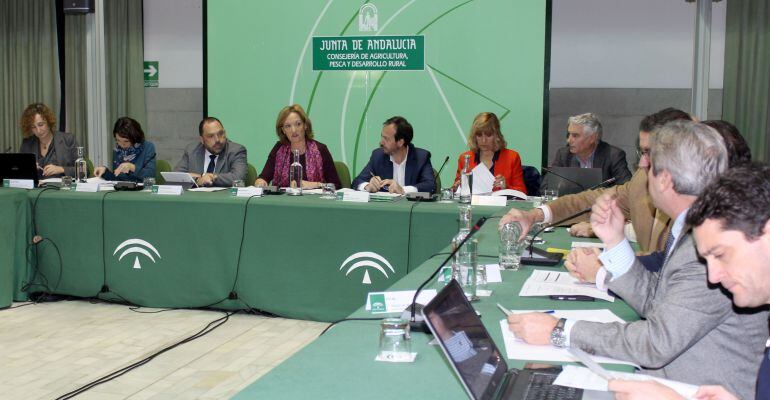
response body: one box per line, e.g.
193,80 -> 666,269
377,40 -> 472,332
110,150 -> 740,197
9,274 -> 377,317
422,280 -> 610,400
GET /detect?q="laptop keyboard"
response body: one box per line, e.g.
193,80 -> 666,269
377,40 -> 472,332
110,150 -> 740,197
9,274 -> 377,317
523,372 -> 581,400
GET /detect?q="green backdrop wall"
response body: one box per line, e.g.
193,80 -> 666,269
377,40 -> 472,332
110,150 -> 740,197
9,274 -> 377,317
207,0 -> 546,188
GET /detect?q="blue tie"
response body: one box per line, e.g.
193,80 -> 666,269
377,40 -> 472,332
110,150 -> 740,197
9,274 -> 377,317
206,154 -> 216,173
663,230 -> 675,260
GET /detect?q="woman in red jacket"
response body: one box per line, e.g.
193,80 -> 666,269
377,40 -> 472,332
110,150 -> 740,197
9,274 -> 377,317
453,112 -> 527,194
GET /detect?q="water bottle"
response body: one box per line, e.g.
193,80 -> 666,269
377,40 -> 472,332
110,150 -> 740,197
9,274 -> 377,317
288,148 -> 303,196
459,154 -> 472,204
451,204 -> 479,301
75,146 -> 88,182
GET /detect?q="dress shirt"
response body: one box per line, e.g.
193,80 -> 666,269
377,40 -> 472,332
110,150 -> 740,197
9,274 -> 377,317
203,149 -> 219,174
356,147 -> 417,193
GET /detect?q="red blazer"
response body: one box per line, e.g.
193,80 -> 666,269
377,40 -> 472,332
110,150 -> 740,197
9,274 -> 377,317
453,148 -> 527,194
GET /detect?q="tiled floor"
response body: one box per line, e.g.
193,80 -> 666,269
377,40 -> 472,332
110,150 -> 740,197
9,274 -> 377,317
0,300 -> 328,399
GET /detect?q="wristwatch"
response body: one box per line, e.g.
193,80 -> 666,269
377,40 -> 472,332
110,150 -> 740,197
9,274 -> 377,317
550,318 -> 567,348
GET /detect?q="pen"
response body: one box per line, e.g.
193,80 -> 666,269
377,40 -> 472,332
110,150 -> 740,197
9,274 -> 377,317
496,303 -> 512,316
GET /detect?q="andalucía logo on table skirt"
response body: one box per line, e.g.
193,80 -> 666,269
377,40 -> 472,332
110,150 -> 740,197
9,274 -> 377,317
113,239 -> 162,270
340,251 -> 395,285
358,3 -> 378,32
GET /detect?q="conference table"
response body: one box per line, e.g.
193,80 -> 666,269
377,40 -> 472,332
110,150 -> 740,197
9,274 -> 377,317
4,187 -> 500,321
0,189 -> 31,308
233,216 -> 639,399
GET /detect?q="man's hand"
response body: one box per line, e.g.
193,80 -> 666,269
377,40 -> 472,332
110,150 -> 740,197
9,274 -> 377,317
114,162 -> 136,176
608,380 -> 685,400
506,313 -> 558,345
42,164 -> 65,177
590,193 -> 626,249
381,179 -> 404,194
365,175 -> 382,192
196,173 -> 216,187
564,247 -> 601,283
569,221 -> 594,237
499,208 -> 542,241
694,385 -> 738,400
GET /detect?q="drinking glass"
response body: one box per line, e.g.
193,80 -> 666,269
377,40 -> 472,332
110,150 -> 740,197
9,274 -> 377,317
499,222 -> 525,270
378,318 -> 412,362
142,177 -> 156,192
320,183 -> 337,199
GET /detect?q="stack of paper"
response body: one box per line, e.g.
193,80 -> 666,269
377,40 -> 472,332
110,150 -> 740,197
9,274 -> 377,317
519,269 -> 615,302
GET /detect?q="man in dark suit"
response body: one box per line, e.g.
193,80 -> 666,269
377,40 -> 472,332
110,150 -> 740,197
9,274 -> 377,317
547,112 -> 632,186
174,117 -> 247,187
351,116 -> 435,194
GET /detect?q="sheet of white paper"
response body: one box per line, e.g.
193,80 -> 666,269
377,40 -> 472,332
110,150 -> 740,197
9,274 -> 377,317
554,366 -> 699,399
491,189 -> 527,199
39,177 -> 62,184
301,188 -> 324,195
371,192 -> 403,198
471,163 -> 495,194
519,269 -> 615,302
484,264 -> 502,283
498,310 -> 637,367
188,187 -> 228,192
365,289 -> 437,313
571,242 -> 605,249
86,177 -> 110,184
336,188 -> 357,193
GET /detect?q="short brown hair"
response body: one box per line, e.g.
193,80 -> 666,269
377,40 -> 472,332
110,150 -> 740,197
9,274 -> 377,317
275,104 -> 314,145
113,117 -> 145,145
20,103 -> 56,138
467,112 -> 506,152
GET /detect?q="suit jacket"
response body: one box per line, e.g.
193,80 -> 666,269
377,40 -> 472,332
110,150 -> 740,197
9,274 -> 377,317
351,144 -> 435,193
19,132 -> 78,177
174,140 -> 247,187
570,232 -> 769,400
453,148 -> 527,194
547,169 -> 670,253
549,140 -> 632,185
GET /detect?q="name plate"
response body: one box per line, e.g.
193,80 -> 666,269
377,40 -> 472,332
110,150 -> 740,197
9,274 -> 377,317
471,195 -> 507,207
366,289 -> 437,314
75,182 -> 99,192
343,191 -> 370,203
231,187 -> 263,197
3,179 -> 35,189
152,185 -> 183,196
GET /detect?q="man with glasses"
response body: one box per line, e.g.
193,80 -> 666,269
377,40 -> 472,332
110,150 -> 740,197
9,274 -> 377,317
174,117 -> 247,187
500,108 -> 692,254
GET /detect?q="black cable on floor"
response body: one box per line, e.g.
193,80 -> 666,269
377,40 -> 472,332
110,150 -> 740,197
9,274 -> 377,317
24,187 -> 64,301
53,310 -> 235,400
319,317 -> 382,336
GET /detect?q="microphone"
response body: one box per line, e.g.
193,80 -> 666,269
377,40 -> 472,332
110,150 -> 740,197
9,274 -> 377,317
408,156 -> 450,201
542,167 -> 586,191
433,155 -> 449,192
586,176 -> 616,191
527,206 -> 592,257
404,216 -> 498,332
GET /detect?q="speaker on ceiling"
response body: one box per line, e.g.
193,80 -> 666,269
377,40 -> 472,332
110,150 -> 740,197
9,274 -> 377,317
62,0 -> 94,15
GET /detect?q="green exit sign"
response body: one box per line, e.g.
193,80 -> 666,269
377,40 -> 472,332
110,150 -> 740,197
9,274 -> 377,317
144,61 -> 158,87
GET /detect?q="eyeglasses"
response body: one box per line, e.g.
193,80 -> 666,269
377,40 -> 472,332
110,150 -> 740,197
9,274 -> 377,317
636,149 -> 650,159
282,121 -> 304,131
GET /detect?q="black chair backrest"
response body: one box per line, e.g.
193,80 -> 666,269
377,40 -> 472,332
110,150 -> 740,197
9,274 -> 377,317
522,165 -> 541,196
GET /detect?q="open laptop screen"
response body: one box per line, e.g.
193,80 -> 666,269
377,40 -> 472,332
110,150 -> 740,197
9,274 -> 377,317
423,280 -> 509,400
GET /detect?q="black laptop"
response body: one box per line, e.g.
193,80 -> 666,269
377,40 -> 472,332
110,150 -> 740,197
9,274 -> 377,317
0,153 -> 39,187
542,167 -> 603,196
422,280 -> 607,400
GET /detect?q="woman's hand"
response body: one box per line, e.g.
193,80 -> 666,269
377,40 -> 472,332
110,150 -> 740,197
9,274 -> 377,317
114,162 -> 136,175
493,174 -> 506,189
94,166 -> 106,177
42,164 -> 65,177
301,180 -> 323,189
254,178 -> 268,187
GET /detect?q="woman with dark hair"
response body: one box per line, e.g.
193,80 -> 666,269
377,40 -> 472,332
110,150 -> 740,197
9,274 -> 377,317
94,117 -> 156,182
19,103 -> 79,178
254,104 -> 341,189
453,112 -> 527,193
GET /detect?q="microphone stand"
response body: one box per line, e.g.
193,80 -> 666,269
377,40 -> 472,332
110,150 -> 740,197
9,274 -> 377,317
542,167 -> 586,191
404,216 -> 497,332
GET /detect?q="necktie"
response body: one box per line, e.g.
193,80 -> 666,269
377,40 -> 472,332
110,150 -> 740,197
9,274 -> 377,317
206,154 -> 216,173
663,230 -> 675,261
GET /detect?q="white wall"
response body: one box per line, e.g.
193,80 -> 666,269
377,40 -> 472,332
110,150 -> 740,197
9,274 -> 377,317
550,0 -> 726,89
143,0 -> 203,88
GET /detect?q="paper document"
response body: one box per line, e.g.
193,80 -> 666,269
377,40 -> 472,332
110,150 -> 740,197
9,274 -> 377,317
519,269 -> 615,302
471,164 -> 495,194
571,242 -> 605,249
498,309 -> 636,366
301,188 -> 324,195
554,366 -> 698,399
39,177 -> 61,184
188,187 -> 228,192
491,189 -> 527,200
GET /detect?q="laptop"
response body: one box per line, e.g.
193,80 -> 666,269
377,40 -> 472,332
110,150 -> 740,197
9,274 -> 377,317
542,167 -> 603,196
422,280 -> 607,400
159,171 -> 198,189
0,153 -> 39,187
